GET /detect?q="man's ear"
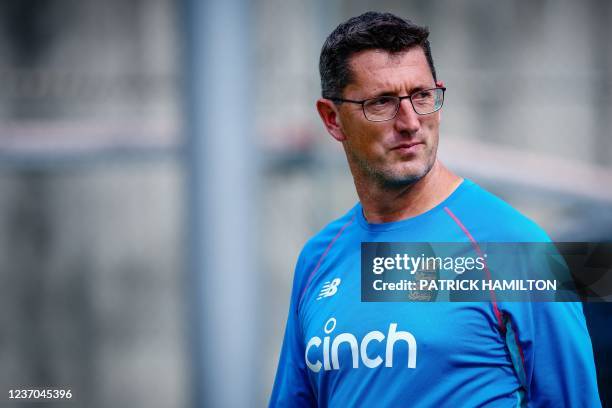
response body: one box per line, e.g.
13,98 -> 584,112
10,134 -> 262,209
316,98 -> 347,142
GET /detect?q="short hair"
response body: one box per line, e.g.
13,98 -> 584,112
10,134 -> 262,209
319,11 -> 437,99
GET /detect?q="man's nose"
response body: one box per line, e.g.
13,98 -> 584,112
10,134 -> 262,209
393,98 -> 421,134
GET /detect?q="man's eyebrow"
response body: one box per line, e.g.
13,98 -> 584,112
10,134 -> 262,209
368,85 -> 432,98
368,89 -> 397,98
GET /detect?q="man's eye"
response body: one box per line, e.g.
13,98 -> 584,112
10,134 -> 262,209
370,97 -> 394,107
413,91 -> 433,100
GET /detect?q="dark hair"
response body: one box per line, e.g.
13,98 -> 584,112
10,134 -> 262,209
319,12 -> 437,99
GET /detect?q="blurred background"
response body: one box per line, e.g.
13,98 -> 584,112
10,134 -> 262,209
0,0 -> 610,407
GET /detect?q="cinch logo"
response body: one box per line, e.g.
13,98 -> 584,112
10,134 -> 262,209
317,278 -> 341,300
304,317 -> 417,373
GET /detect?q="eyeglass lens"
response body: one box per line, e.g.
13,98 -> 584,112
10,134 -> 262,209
363,88 -> 444,121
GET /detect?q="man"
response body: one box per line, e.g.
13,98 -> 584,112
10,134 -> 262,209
270,12 -> 600,407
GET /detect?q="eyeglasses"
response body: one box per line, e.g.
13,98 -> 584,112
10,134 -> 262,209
328,87 -> 446,122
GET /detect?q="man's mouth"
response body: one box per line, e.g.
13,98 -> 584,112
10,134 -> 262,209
390,142 -> 424,153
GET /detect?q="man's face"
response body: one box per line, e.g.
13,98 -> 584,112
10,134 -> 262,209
335,47 -> 442,187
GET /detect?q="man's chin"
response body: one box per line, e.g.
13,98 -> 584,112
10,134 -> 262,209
377,170 -> 427,188
376,162 -> 434,188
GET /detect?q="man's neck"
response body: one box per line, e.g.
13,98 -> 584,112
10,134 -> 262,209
356,160 -> 463,224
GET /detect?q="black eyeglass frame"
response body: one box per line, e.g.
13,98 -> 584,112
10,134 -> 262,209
327,86 -> 447,122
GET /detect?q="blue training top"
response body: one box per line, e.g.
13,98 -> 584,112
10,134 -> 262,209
269,178 -> 601,407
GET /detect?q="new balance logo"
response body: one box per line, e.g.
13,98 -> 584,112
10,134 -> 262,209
317,278 -> 341,300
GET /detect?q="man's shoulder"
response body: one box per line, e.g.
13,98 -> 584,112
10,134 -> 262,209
289,207 -> 357,297
299,206 -> 357,260
449,179 -> 551,242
